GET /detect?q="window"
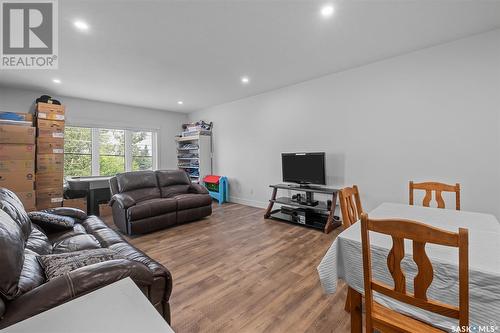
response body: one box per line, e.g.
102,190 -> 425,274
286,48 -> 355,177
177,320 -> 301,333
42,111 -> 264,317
99,129 -> 125,176
131,131 -> 153,171
64,127 -> 92,177
64,126 -> 157,177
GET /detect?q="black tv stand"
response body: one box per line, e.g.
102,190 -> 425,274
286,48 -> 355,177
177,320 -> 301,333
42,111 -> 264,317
297,183 -> 316,188
264,183 -> 341,233
295,191 -> 318,206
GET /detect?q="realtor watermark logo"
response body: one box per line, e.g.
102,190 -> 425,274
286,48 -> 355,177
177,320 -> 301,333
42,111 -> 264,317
452,323 -> 499,333
0,0 -> 58,69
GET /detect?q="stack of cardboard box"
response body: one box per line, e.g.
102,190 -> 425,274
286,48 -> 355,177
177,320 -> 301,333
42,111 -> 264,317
0,113 -> 36,210
35,103 -> 65,210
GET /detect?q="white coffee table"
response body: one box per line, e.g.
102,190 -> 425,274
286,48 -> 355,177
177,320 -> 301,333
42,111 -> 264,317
3,277 -> 175,333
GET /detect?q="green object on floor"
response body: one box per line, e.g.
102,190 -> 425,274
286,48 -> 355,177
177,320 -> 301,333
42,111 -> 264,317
206,182 -> 219,192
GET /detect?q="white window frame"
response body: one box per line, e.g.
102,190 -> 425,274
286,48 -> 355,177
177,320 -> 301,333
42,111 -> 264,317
91,128 -> 100,176
65,125 -> 158,176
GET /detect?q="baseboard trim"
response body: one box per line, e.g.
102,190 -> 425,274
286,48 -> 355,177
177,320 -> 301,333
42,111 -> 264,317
229,196 -> 268,209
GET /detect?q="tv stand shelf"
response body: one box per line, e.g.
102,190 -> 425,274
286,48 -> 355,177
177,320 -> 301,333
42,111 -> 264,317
271,197 -> 329,211
264,184 -> 341,233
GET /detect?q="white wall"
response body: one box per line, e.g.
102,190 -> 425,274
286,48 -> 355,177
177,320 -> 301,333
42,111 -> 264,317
190,29 -> 500,217
0,87 -> 187,169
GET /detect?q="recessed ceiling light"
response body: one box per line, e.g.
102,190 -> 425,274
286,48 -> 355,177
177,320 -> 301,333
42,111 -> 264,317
241,76 -> 250,84
52,78 -> 61,84
177,101 -> 184,105
320,4 -> 335,18
74,20 -> 90,31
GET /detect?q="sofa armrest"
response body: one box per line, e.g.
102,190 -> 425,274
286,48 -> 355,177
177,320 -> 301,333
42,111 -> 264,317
109,193 -> 136,209
189,184 -> 209,195
0,259 -> 152,329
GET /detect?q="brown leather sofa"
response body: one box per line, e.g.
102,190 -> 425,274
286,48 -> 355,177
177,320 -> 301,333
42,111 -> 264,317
0,188 -> 172,329
109,170 -> 212,235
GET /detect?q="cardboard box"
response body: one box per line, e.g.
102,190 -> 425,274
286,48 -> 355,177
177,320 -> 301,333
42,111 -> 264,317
35,172 -> 63,188
36,154 -> 64,173
0,160 -> 35,172
63,198 -> 87,212
37,137 -> 64,154
37,137 -> 64,144
37,103 -> 65,121
0,125 -> 35,144
99,203 -> 112,217
0,112 -> 33,122
24,205 -> 36,212
16,191 -> 36,210
37,128 -> 64,139
0,144 -> 35,160
0,171 -> 35,191
36,199 -> 61,210
37,119 -> 64,138
36,187 -> 63,204
37,119 -> 65,131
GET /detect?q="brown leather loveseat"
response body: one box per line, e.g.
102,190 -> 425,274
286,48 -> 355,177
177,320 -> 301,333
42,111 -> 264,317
109,170 -> 212,235
0,188 -> 172,329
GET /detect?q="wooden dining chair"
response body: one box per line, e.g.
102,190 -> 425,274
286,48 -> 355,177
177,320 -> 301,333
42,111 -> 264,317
360,213 -> 469,333
409,181 -> 461,210
339,185 -> 363,229
339,185 -> 364,312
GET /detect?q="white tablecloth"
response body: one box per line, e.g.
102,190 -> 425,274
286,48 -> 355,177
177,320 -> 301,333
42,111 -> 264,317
317,202 -> 500,332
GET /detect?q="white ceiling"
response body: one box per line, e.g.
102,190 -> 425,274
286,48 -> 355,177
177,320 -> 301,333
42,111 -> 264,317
1,1 -> 499,113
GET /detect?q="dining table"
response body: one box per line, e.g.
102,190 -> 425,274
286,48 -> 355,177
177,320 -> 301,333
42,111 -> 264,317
317,202 -> 500,333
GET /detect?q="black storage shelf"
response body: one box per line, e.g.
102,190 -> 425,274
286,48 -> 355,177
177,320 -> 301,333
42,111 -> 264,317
270,197 -> 329,212
264,183 -> 341,234
268,211 -> 329,231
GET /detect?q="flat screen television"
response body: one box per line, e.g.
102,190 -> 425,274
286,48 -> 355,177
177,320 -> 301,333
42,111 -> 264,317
281,152 -> 326,185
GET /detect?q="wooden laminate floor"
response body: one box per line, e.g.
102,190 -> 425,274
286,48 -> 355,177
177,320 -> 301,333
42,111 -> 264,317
104,203 -> 351,333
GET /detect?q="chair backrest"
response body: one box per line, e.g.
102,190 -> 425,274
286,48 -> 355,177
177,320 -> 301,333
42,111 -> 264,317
360,213 -> 469,329
155,170 -> 191,198
409,181 -> 460,210
114,170 -> 161,202
339,185 -> 363,228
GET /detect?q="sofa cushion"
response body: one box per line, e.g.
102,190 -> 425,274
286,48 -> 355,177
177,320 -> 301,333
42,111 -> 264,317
0,210 -> 25,299
18,250 -> 45,294
127,198 -> 177,221
26,225 -> 52,255
46,224 -> 87,244
52,234 -> 101,254
42,207 -> 87,220
0,188 -> 31,241
156,170 -> 191,198
115,171 -> 161,203
125,188 -> 161,203
117,170 -> 158,193
0,298 -> 4,318
174,194 -> 212,210
28,211 -> 75,231
88,227 -> 124,248
37,249 -> 125,280
156,170 -> 190,187
80,215 -> 109,232
108,242 -> 168,276
161,185 -> 191,198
